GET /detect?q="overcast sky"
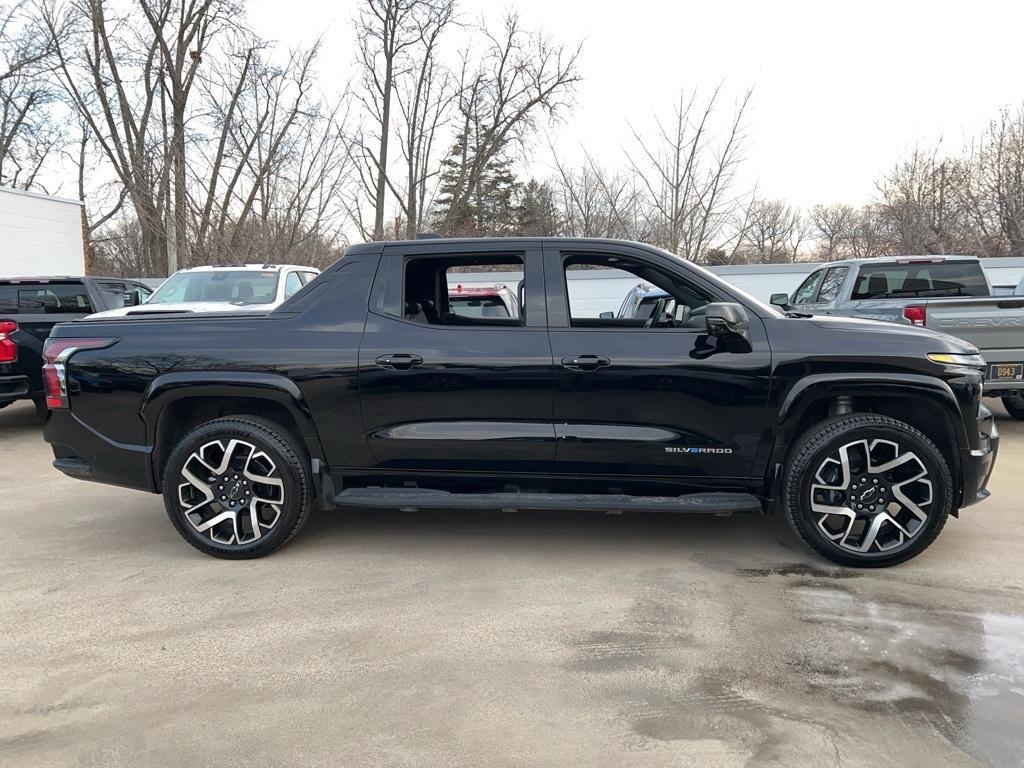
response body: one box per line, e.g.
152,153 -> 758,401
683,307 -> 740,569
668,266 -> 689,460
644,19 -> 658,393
249,0 -> 1024,210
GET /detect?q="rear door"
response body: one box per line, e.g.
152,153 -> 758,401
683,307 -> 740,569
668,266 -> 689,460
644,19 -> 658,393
357,241 -> 557,475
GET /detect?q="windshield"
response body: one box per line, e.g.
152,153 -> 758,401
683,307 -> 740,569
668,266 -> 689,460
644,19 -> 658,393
148,271 -> 280,305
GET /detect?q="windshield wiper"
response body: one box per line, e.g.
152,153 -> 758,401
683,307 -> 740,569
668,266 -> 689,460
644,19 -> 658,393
784,310 -> 813,318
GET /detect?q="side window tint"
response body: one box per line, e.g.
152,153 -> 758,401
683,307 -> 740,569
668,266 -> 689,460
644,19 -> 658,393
564,256 -> 710,330
299,271 -> 317,285
817,267 -> 848,303
283,272 -> 303,299
792,271 -> 825,305
402,255 -> 524,327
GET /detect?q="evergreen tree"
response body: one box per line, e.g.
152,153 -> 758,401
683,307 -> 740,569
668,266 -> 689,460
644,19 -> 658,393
515,179 -> 561,236
433,119 -> 521,236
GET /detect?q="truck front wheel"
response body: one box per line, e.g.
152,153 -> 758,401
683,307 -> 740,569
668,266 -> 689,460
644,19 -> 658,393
783,414 -> 952,567
162,416 -> 314,559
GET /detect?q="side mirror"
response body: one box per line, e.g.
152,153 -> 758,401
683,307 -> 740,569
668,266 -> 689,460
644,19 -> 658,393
123,289 -> 142,307
599,311 -> 614,319
770,293 -> 790,308
705,302 -> 750,340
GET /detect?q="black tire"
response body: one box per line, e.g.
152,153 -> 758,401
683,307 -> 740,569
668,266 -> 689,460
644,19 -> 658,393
783,414 -> 952,568
1001,395 -> 1024,421
162,416 -> 314,559
32,397 -> 47,420
0,400 -> 11,410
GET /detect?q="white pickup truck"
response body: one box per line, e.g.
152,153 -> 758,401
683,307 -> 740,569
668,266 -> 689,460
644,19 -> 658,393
86,264 -> 321,319
771,255 -> 1024,418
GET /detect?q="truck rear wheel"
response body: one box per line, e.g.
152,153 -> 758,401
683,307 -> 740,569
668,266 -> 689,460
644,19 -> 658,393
162,416 -> 313,559
1001,395 -> 1024,421
783,414 -> 952,567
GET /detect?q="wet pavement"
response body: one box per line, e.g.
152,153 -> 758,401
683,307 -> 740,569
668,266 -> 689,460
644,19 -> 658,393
1,400 -> 1022,767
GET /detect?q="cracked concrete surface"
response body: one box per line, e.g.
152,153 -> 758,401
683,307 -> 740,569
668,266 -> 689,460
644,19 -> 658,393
1,400 -> 1022,767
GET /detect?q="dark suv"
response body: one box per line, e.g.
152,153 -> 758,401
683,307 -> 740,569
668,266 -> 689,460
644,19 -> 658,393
0,276 -> 151,413
42,239 -> 998,566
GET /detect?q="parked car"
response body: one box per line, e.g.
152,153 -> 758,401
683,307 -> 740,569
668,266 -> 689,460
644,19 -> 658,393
0,276 -> 152,414
615,282 -> 706,328
447,284 -> 520,319
771,255 -> 1024,418
84,264 -> 320,319
43,238 -> 998,567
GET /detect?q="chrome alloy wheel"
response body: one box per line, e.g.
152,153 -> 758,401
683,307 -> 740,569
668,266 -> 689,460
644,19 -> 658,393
177,439 -> 285,546
809,438 -> 933,554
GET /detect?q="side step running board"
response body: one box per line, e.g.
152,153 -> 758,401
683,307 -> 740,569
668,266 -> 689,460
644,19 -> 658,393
332,488 -> 763,515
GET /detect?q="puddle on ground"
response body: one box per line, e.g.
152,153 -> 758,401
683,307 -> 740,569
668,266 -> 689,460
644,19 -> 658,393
790,585 -> 1024,767
736,563 -> 861,580
564,568 -> 1024,765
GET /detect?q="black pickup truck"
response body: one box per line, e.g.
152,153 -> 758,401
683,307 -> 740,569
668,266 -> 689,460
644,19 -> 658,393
0,276 -> 152,413
42,238 -> 999,566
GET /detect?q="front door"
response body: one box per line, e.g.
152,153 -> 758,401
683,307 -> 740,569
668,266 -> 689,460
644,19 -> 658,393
543,243 -> 773,481
357,242 -> 556,476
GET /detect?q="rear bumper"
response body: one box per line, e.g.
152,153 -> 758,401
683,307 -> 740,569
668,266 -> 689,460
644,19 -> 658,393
960,404 -> 998,508
0,374 -> 31,402
44,409 -> 155,492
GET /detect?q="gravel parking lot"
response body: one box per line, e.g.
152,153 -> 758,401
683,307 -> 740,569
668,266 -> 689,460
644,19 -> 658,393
2,400 -> 1023,767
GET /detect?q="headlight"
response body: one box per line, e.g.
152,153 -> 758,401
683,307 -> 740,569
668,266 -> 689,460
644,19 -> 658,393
927,352 -> 985,367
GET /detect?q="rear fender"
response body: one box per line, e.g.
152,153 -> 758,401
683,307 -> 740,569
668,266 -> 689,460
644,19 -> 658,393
141,371 -> 327,488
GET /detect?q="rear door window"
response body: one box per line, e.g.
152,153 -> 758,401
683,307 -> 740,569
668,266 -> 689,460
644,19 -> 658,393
0,282 -> 93,313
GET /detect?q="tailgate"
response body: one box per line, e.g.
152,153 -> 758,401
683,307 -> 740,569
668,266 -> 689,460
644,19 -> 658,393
924,297 -> 1024,352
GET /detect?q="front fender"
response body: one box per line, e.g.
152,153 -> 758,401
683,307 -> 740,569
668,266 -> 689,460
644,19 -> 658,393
778,372 -> 966,439
769,372 -> 971,497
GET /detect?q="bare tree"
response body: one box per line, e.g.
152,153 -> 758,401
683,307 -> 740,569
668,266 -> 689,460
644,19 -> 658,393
736,199 -> 807,263
810,203 -> 854,260
393,0 -> 455,239
434,13 -> 580,235
963,107 -> 1024,256
0,0 -> 67,190
352,0 -> 445,241
876,144 -> 973,255
45,0 -> 186,271
138,0 -> 237,268
626,87 -> 753,262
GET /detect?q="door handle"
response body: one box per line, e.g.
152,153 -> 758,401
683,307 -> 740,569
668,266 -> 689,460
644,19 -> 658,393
560,355 -> 610,371
375,353 -> 423,371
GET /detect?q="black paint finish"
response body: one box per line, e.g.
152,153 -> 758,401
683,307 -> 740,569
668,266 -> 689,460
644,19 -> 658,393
43,237 -> 996,510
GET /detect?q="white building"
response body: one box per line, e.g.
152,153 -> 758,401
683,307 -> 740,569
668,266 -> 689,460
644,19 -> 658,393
0,186 -> 86,278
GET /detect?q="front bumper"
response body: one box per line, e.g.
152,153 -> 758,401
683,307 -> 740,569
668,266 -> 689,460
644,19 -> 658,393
960,403 -> 998,508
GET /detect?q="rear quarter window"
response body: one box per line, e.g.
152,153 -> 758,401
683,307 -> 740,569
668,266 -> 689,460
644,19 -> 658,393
852,262 -> 988,299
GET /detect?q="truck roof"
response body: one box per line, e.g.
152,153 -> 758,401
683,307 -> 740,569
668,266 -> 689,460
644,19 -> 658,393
827,255 -> 980,267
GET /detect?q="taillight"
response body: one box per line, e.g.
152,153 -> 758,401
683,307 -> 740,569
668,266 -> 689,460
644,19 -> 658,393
0,320 -> 16,363
41,337 -> 115,409
903,305 -> 926,326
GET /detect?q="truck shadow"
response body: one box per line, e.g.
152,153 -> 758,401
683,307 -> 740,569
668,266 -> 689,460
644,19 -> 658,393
292,504 -> 803,561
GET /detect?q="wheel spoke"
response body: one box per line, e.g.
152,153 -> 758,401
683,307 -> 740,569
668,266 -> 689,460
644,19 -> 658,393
810,436 -> 933,554
179,438 -> 286,546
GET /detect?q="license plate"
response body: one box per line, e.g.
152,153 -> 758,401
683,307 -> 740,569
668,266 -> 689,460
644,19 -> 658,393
989,363 -> 1024,381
